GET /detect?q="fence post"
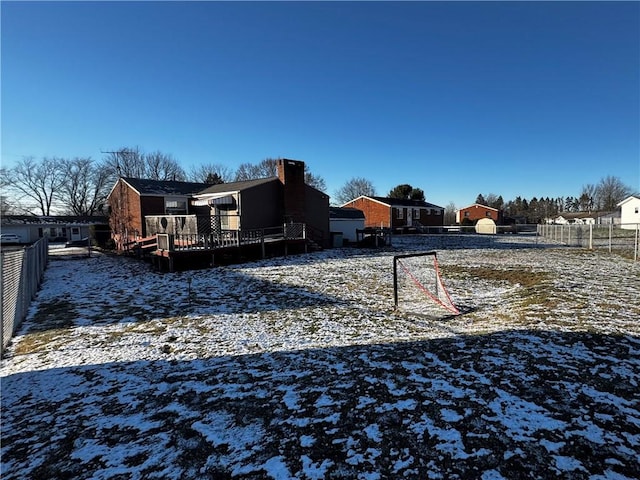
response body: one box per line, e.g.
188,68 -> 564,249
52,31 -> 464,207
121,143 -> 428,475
609,223 -> 613,253
0,252 -> 4,358
589,224 -> 593,250
635,224 -> 639,262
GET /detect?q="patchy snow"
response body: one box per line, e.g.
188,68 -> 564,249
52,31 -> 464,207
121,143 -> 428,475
2,234 -> 639,479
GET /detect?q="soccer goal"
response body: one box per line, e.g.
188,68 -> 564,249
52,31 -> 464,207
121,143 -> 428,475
393,251 -> 460,315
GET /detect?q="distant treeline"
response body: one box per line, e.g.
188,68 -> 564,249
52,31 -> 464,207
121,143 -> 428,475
476,176 -> 632,224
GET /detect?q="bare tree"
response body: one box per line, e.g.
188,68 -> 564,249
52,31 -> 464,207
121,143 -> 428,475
103,147 -> 186,183
3,156 -> 65,215
234,158 -> 278,181
59,157 -> 111,215
233,158 -> 327,191
234,162 -> 261,182
334,177 -> 377,204
103,147 -> 145,178
304,171 -> 327,192
595,175 -> 632,211
144,151 -> 186,181
188,163 -> 234,184
444,202 -> 457,224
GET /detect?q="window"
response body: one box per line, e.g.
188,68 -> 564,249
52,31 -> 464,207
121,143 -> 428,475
464,211 -> 469,217
165,197 -> 188,214
486,211 -> 492,217
413,208 -> 420,219
396,208 -> 404,219
636,207 -> 639,214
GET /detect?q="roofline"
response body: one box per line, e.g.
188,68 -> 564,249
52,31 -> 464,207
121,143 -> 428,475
342,195 -> 443,209
457,203 -> 500,212
341,195 -> 392,208
617,194 -> 640,207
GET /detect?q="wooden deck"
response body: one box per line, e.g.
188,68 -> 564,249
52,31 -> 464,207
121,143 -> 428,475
126,224 -> 316,271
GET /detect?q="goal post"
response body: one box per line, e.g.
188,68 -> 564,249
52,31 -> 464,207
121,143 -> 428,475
393,251 -> 460,315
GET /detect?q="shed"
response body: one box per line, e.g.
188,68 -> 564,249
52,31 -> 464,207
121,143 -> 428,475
329,207 -> 365,244
475,218 -> 497,234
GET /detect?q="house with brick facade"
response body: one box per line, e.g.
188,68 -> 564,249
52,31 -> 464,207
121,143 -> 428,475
107,159 -> 330,253
341,196 -> 444,232
455,203 -> 502,224
107,177 -> 208,249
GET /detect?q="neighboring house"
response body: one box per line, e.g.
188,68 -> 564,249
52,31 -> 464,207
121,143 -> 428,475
341,196 -> 444,232
107,159 -> 330,250
596,211 -> 621,226
0,215 -> 110,245
456,204 -> 501,224
329,207 -> 365,244
617,195 -> 640,229
551,213 -> 595,225
549,211 -> 620,226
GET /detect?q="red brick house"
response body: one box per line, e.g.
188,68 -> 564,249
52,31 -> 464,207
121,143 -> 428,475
341,196 -> 444,232
107,177 -> 208,249
455,203 -> 501,224
107,159 -> 330,251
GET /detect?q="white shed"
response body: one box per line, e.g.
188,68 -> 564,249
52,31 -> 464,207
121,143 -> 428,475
617,195 -> 640,229
329,207 -> 365,244
475,217 -> 497,234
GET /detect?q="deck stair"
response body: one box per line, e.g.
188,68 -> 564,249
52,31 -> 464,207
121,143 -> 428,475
124,235 -> 158,256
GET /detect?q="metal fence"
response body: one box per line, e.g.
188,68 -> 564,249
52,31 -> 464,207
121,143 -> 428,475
537,223 -> 640,260
1,237 -> 49,357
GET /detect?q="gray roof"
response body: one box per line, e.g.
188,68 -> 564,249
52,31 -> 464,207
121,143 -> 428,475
122,177 -> 209,196
369,196 -> 443,209
1,215 -> 109,225
329,207 -> 365,219
197,177 -> 278,195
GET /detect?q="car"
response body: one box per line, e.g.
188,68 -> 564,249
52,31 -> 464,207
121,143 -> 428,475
0,233 -> 22,243
65,237 -> 90,247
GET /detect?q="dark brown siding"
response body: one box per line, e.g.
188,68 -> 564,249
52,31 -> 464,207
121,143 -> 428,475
419,208 -> 444,226
240,181 -> 282,230
140,197 -> 165,236
305,186 -> 330,247
278,159 -> 306,223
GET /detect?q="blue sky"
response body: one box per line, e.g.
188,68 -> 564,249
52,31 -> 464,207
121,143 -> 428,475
2,1 -> 639,208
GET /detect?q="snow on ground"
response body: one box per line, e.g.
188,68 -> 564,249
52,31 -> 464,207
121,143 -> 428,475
1,234 -> 639,479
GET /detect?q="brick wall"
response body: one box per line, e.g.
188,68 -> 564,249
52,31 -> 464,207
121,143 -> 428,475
343,198 -> 390,228
277,159 -> 306,223
458,205 -> 499,223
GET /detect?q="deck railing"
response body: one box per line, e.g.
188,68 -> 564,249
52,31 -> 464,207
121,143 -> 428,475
156,223 -> 307,252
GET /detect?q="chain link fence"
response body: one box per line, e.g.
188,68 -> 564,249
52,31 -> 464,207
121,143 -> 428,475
537,223 -> 640,260
1,238 -> 49,357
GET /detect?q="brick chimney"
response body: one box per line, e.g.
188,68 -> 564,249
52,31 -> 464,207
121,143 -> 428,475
277,159 -> 306,223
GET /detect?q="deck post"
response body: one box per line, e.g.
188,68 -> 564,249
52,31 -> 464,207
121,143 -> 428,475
261,235 -> 266,259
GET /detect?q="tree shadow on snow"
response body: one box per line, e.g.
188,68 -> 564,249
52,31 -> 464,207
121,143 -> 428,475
2,329 -> 639,480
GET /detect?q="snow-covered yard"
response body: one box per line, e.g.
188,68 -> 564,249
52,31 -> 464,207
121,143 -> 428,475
2,235 -> 639,479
